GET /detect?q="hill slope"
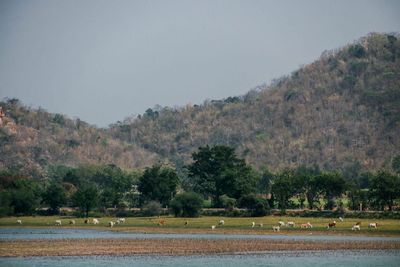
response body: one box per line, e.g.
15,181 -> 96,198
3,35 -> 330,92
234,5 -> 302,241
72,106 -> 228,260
108,33 -> 400,172
1,33 -> 399,177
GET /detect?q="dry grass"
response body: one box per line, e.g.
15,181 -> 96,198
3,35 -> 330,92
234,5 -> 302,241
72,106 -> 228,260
1,238 -> 399,257
1,216 -> 399,236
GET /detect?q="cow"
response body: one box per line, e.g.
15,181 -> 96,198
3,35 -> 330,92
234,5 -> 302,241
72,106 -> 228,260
327,221 -> 336,229
352,225 -> 361,231
69,220 -> 75,225
218,220 -> 225,226
55,220 -> 62,226
272,226 -> 280,232
16,220 -> 22,225
93,218 -> 99,225
286,221 -> 295,227
368,223 -> 378,229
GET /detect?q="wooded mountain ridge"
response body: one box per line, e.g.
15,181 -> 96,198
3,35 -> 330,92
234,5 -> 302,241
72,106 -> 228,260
1,33 -> 399,178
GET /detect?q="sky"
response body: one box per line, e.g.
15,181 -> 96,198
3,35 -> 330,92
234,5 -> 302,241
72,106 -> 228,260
0,0 -> 399,127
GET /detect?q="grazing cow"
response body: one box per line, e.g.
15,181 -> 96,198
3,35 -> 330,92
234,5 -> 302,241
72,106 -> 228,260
352,225 -> 361,231
259,223 -> 263,227
158,220 -> 166,226
108,221 -> 114,228
16,220 -> 22,225
117,218 -> 125,224
251,222 -> 255,228
278,221 -> 285,227
272,226 -> 280,232
55,220 -> 62,226
301,222 -> 313,229
93,218 -> 99,225
327,221 -> 336,229
339,217 -> 344,222
69,220 -> 75,225
368,223 -> 378,229
218,220 -> 225,226
211,225 -> 216,230
84,219 -> 90,224
286,221 -> 295,227
184,221 -> 189,226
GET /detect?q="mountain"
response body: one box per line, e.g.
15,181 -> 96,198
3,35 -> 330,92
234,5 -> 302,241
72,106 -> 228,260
1,33 -> 399,177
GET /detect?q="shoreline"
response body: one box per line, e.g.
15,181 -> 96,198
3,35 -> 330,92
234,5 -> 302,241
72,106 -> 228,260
1,238 -> 400,257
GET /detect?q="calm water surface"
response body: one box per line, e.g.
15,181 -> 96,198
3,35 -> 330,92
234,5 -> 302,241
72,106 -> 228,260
1,228 -> 400,241
0,250 -> 399,267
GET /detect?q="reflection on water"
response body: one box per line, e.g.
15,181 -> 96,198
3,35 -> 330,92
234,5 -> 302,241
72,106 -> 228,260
1,228 -> 400,242
0,250 -> 399,267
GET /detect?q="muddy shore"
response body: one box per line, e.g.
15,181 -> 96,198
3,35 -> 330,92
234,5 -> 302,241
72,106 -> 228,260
1,238 -> 399,257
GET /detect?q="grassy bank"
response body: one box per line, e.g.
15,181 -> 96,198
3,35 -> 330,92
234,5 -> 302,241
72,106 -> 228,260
1,216 -> 400,236
1,238 -> 400,257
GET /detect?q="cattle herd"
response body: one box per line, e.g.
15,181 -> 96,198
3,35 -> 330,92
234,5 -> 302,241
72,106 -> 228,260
14,217 -> 380,231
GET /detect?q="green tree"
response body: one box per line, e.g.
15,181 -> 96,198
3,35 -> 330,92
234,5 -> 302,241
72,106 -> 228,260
369,170 -> 400,211
318,172 -> 346,210
73,184 -> 99,217
169,192 -> 203,217
188,145 -> 258,206
42,182 -> 67,214
138,165 -> 180,206
271,169 -> 295,213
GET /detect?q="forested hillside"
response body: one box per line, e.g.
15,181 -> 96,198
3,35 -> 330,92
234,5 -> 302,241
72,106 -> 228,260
109,33 -> 400,173
0,99 -> 159,178
1,33 -> 399,177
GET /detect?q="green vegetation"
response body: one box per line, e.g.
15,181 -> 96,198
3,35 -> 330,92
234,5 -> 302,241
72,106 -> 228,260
0,145 -> 399,218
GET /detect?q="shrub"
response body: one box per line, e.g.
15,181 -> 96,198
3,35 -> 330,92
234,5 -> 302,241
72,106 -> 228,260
170,192 -> 203,217
238,194 -> 270,217
141,201 -> 162,217
218,194 -> 236,211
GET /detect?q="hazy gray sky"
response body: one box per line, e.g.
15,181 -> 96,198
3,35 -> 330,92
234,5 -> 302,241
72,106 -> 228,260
0,0 -> 399,127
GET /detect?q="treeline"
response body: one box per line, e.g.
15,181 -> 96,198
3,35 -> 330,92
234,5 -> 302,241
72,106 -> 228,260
1,145 -> 400,217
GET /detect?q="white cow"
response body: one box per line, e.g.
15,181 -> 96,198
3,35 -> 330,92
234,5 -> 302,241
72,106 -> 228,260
16,220 -> 22,225
55,220 -> 62,226
352,225 -> 361,231
218,220 -> 225,226
117,218 -> 125,224
368,223 -> 378,229
286,221 -> 295,227
93,218 -> 99,225
109,221 -> 115,228
211,225 -> 216,230
278,221 -> 285,227
251,222 -> 255,228
272,226 -> 280,232
339,217 -> 344,222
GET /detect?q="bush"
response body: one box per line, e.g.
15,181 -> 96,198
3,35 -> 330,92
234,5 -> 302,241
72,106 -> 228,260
218,194 -> 236,210
170,192 -> 203,217
238,194 -> 270,217
141,201 -> 162,217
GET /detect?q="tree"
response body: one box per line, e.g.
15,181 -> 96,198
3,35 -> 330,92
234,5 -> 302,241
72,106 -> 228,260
271,169 -> 295,213
318,172 -> 346,210
169,192 -> 203,217
138,165 -> 180,206
9,179 -> 42,215
73,184 -> 99,217
188,145 -> 258,205
42,182 -> 67,214
369,170 -> 400,211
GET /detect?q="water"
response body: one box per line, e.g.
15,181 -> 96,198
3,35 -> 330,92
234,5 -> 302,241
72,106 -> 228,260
1,250 -> 399,267
1,228 -> 400,242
